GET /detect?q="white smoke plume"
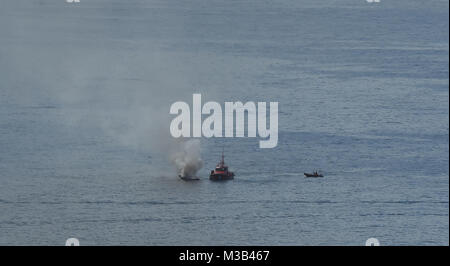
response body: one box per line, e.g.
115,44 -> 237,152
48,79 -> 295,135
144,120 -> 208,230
170,139 -> 203,177
1,1 -> 230,179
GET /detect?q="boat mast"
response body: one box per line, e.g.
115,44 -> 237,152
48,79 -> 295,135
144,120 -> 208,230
221,147 -> 224,165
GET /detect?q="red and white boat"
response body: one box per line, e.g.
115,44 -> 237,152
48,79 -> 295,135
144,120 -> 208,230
209,152 -> 234,181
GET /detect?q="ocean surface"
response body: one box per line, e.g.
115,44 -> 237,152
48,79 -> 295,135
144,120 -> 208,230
0,0 -> 448,245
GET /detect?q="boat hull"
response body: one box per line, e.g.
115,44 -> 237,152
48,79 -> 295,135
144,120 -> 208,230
209,173 -> 234,181
179,175 -> 200,181
304,173 -> 323,178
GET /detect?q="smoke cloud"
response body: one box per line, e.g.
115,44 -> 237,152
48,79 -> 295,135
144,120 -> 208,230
170,139 -> 203,177
2,0 -> 270,178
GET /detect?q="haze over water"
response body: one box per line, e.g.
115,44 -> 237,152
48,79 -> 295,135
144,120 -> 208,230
0,0 -> 448,245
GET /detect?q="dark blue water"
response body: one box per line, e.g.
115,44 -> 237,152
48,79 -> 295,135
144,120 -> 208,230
0,0 -> 448,245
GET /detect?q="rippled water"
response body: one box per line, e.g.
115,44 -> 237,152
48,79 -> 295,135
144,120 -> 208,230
0,0 -> 448,245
